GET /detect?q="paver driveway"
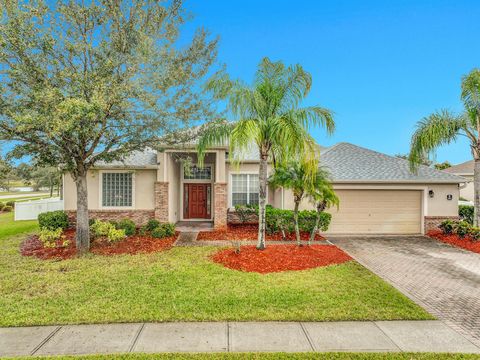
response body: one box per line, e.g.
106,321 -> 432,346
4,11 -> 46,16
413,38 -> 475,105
328,235 -> 480,347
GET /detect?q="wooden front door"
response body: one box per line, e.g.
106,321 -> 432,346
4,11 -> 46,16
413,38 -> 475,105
184,184 -> 211,219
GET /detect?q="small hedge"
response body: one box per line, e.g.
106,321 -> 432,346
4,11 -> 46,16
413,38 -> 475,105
439,219 -> 480,241
2,205 -> 13,212
151,223 -> 176,239
38,211 -> 69,230
115,219 -> 136,236
459,205 -> 474,225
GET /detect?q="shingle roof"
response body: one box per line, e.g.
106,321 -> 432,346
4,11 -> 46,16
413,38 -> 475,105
95,148 -> 157,168
320,142 -> 465,183
442,160 -> 474,175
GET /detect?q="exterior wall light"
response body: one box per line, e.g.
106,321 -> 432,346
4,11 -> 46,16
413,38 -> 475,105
447,194 -> 453,200
428,190 -> 434,198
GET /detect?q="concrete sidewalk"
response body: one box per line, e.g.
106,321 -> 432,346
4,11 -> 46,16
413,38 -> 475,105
1,321 -> 479,357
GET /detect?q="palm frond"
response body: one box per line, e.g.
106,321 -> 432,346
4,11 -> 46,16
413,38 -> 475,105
461,69 -> 480,120
196,119 -> 234,165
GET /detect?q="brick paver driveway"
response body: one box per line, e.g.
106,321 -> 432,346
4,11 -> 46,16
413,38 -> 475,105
328,235 -> 480,347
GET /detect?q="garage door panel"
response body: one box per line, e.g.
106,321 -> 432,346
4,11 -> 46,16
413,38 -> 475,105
326,190 -> 422,234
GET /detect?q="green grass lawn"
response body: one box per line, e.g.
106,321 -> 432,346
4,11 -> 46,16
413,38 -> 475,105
0,212 -> 433,327
6,353 -> 480,360
0,194 -> 52,203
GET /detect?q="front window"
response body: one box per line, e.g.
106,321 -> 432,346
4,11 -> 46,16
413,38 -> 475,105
231,174 -> 259,206
184,165 -> 212,180
102,172 -> 133,207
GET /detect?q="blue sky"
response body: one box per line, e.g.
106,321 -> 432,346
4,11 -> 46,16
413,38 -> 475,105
184,0 -> 480,164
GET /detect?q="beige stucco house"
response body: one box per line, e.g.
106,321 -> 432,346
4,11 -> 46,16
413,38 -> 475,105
443,160 -> 474,202
63,142 -> 465,235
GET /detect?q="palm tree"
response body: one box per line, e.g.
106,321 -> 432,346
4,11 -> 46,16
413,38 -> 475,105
306,172 -> 339,245
269,160 -> 316,246
409,69 -> 480,225
197,58 -> 334,250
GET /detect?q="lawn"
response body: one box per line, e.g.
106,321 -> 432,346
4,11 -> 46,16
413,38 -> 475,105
0,215 -> 433,327
0,212 -> 38,241
5,353 -> 480,360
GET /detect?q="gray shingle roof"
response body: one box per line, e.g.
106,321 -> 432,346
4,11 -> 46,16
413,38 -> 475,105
320,142 -> 465,183
442,160 -> 474,175
95,148 -> 157,168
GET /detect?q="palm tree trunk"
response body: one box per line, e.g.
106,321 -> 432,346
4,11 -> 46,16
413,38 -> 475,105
309,201 -> 326,245
257,152 -> 268,250
293,200 -> 301,246
75,172 -> 90,255
475,158 -> 480,226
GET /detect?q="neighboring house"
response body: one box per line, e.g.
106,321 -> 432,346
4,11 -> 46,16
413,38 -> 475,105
63,142 -> 465,235
442,160 -> 474,202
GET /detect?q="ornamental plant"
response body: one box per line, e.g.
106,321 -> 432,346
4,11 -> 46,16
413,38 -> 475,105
116,219 -> 136,237
439,219 -> 456,235
455,221 -> 471,238
38,211 -> 69,230
39,228 -> 69,248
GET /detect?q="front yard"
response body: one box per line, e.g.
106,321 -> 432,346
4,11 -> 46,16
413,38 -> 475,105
0,212 -> 432,326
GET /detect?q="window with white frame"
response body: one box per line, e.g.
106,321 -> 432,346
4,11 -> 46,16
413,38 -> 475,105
102,172 -> 133,207
231,174 -> 259,206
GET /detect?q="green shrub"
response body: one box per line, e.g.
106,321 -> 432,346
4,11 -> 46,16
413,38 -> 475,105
151,226 -> 166,239
5,201 -> 14,208
38,228 -> 69,248
470,227 -> 480,242
139,225 -> 149,236
146,219 -> 160,231
234,204 -> 257,223
459,205 -> 474,225
455,221 -> 471,238
38,211 -> 69,230
90,219 -> 115,238
107,227 -> 126,242
2,205 -> 13,212
264,207 -> 332,234
439,219 -> 456,235
0,202 -> 4,211
116,219 -> 136,236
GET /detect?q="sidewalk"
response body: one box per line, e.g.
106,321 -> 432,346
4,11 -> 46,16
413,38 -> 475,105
1,321 -> 479,357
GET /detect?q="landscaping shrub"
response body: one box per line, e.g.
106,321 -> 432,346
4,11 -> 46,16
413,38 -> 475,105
151,223 -> 176,239
470,227 -> 480,242
38,228 -> 69,248
38,211 -> 69,230
439,219 -> 456,235
139,225 -> 149,236
459,205 -> 474,225
5,201 -> 14,208
455,221 -> 471,238
107,227 -> 126,242
2,205 -> 13,212
234,204 -> 257,223
90,219 -> 115,238
0,202 -> 4,211
116,219 -> 136,236
146,219 -> 160,231
264,207 -> 332,234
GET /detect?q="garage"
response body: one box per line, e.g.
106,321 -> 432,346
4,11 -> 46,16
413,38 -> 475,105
327,189 -> 423,234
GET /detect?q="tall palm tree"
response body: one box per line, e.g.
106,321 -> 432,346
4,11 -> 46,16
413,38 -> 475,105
409,69 -> 480,225
269,160 -> 318,246
306,172 -> 339,245
197,58 -> 334,249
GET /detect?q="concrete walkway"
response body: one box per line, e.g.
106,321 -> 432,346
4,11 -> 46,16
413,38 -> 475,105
329,235 -> 480,347
1,321 -> 479,356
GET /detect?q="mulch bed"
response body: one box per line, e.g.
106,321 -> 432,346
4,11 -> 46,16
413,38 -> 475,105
427,230 -> 480,254
198,224 -> 324,242
20,229 -> 178,260
211,244 -> 352,274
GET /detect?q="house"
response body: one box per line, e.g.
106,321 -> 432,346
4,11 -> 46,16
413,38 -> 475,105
63,142 -> 465,235
442,160 -> 474,202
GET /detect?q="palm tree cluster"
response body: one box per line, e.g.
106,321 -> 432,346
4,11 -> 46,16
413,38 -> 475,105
409,69 -> 480,225
197,57 -> 336,249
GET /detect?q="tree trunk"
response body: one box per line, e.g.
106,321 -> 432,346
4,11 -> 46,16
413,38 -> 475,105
75,173 -> 90,255
257,152 -> 268,250
293,200 -> 301,246
475,158 -> 480,226
309,201 -> 326,245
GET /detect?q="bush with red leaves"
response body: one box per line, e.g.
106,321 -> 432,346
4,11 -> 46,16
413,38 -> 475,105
198,224 -> 324,241
211,244 -> 352,274
20,230 -> 178,260
427,230 -> 480,254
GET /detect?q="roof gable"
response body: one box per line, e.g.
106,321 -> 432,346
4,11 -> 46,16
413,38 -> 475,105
442,160 -> 474,175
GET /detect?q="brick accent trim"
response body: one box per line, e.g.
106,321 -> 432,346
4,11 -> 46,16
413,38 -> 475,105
155,181 -> 169,222
425,216 -> 459,233
214,182 -> 227,230
66,210 -> 155,227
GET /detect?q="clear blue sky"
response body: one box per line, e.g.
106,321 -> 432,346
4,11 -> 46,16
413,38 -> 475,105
184,0 -> 480,164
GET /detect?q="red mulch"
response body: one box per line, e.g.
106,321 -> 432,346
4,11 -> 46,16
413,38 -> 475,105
198,224 -> 324,242
427,230 -> 480,254
20,229 -> 178,260
211,244 -> 352,274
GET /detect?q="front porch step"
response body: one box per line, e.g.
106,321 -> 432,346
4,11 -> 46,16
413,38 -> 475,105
174,232 -> 199,247
176,221 -> 213,232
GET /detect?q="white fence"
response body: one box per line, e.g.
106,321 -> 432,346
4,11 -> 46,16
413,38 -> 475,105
14,198 -> 64,221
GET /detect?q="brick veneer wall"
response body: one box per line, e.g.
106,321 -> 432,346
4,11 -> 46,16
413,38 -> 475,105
227,209 -> 259,224
66,210 -> 155,227
424,216 -> 459,233
214,183 -> 227,230
155,181 -> 169,222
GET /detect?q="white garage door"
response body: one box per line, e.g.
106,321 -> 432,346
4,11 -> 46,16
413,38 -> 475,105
327,190 -> 422,234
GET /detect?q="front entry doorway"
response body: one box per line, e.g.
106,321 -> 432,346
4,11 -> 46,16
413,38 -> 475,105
183,183 -> 211,219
